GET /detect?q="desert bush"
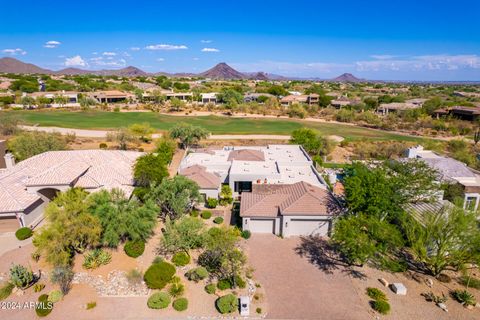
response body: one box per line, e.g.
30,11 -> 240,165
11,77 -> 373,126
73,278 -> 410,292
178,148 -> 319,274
47,290 -> 63,303
9,264 -> 33,289
15,227 -> 33,240
421,291 -> 447,304
206,198 -> 218,209
371,299 -> 390,315
241,230 -> 251,239
256,307 -> 262,314
205,283 -> 216,294
33,283 -> 45,292
35,294 -> 53,317
50,266 -> 74,295
213,217 -> 224,224
144,262 -> 176,289
216,294 -> 238,314
366,287 -> 387,301
99,143 -> 108,149
83,249 -> 112,269
186,267 -> 209,282
201,210 -> 212,219
152,256 -> 164,264
31,251 -> 40,262
217,279 -> 232,290
147,292 -> 171,309
0,282 -> 14,300
173,297 -> 188,311
172,252 -> 190,266
458,275 -> 480,290
124,239 -> 145,258
451,289 -> 476,306
86,301 -> 97,310
168,282 -> 185,298
235,275 -> 247,289
126,269 -> 143,285
190,209 -> 199,217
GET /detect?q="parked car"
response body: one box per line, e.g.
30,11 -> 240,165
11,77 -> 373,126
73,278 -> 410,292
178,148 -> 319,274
239,296 -> 250,316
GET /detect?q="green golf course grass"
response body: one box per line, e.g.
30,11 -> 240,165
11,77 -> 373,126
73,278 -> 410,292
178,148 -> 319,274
9,110 -> 423,142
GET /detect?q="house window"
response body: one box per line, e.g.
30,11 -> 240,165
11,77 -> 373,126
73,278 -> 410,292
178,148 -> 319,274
234,181 -> 252,193
465,197 -> 477,211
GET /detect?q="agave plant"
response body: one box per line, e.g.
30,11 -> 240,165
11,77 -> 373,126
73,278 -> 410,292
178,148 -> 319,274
83,249 -> 112,269
9,264 -> 33,289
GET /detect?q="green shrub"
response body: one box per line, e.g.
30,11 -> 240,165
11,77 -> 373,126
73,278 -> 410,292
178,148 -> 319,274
190,209 -> 199,217
458,276 -> 480,290
9,264 -> 33,289
168,282 -> 185,298
206,198 -> 218,209
256,307 -> 262,314
451,289 -> 476,306
147,292 -> 171,309
213,217 -> 224,224
241,230 -> 251,239
31,251 -> 41,262
371,300 -> 390,315
34,283 -> 45,292
186,267 -> 209,282
0,282 -> 14,300
15,227 -> 32,240
216,294 -> 238,314
235,276 -> 247,289
366,287 -> 387,301
172,252 -> 190,266
83,249 -> 112,269
47,290 -> 63,303
205,283 -> 216,294
124,239 -> 145,258
152,256 -> 164,264
99,143 -> 108,149
217,279 -> 232,290
201,210 -> 212,219
126,269 -> 143,285
35,294 -> 53,317
144,262 -> 176,289
86,301 -> 97,310
173,298 -> 188,311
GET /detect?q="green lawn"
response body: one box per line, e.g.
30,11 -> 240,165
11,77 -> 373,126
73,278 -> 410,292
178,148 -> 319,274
10,110 -> 423,142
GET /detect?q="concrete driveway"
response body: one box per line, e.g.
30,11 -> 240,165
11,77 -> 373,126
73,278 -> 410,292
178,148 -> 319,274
246,234 -> 371,320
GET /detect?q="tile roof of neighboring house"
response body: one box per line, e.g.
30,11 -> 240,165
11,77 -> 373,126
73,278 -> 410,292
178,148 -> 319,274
179,165 -> 221,189
378,102 -> 419,111
240,181 -> 341,217
227,149 -> 265,162
0,150 -> 142,213
404,200 -> 452,224
421,157 -> 476,179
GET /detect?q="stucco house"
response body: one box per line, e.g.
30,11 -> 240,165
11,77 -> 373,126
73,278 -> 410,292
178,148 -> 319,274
0,150 -> 142,232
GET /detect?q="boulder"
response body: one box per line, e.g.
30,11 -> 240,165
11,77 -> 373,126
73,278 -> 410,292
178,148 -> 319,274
391,283 -> 407,295
379,278 -> 389,287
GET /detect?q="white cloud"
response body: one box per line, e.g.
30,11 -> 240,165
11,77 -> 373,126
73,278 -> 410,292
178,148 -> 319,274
103,52 -> 117,56
2,48 -> 27,55
370,55 -> 396,60
130,47 -> 141,51
64,55 -> 87,67
201,47 -> 220,52
44,40 -> 61,48
157,58 -> 165,62
89,56 -> 127,68
145,44 -> 188,50
201,40 -> 212,43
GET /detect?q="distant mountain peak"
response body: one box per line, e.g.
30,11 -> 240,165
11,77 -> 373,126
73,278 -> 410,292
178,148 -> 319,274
199,62 -> 245,79
331,73 -> 364,82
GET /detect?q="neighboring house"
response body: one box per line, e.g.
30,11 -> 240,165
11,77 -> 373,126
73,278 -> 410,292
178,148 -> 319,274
433,106 -> 480,121
200,93 -> 218,104
330,97 -> 360,108
90,90 -> 135,103
405,98 -> 427,107
243,93 -> 275,103
179,164 -> 221,200
165,92 -> 193,101
280,94 -> 319,106
28,91 -> 79,106
405,145 -> 480,211
377,102 -> 419,115
178,145 -> 327,197
0,150 -> 142,232
453,91 -> 480,99
240,181 -> 341,237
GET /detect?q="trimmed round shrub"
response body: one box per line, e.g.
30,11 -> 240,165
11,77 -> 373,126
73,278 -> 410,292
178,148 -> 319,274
124,239 -> 145,258
186,267 -> 209,282
144,262 -> 176,289
366,287 -> 387,301
173,298 -> 188,311
217,279 -> 232,290
371,300 -> 390,315
15,227 -> 32,240
99,143 -> 108,149
201,210 -> 212,219
206,198 -> 218,209
216,294 -> 238,314
35,294 -> 53,317
235,276 -> 247,289
47,290 -> 63,303
213,217 -> 224,224
147,292 -> 171,309
241,230 -> 251,239
205,283 -> 216,294
190,209 -> 199,217
172,252 -> 190,266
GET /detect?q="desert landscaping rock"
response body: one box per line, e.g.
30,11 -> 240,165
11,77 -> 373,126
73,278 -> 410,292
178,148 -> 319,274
379,278 -> 389,287
73,270 -> 148,296
391,283 -> 407,295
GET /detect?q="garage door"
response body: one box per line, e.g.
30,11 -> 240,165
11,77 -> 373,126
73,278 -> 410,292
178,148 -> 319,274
288,219 -> 330,237
0,216 -> 20,233
249,219 -> 275,234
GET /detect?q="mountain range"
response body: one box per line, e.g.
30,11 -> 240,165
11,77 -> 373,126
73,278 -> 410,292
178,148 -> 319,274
0,57 -> 363,82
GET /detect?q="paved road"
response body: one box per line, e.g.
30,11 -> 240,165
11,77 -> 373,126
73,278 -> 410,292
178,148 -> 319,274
20,125 -> 291,140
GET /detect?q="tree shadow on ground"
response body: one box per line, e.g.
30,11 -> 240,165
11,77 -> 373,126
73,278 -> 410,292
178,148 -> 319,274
294,235 -> 367,279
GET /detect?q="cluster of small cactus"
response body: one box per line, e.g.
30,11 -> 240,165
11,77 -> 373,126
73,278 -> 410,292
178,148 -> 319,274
9,264 -> 33,289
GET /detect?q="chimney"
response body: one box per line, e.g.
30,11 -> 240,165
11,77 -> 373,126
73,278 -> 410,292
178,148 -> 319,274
4,153 -> 15,169
0,140 -> 6,169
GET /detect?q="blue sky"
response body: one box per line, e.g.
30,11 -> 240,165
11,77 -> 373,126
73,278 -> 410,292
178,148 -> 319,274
1,0 -> 479,80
